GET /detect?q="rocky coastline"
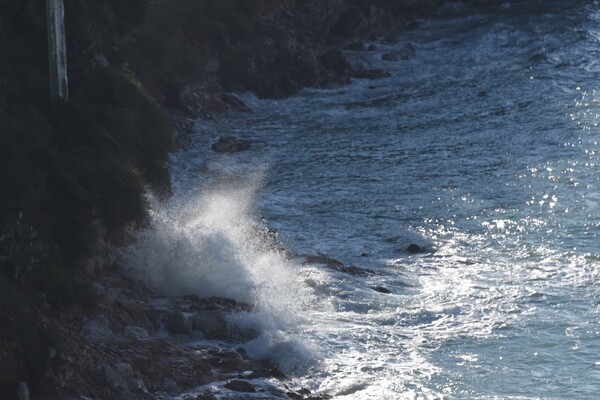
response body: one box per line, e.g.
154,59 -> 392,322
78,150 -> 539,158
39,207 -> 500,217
0,0 -> 463,399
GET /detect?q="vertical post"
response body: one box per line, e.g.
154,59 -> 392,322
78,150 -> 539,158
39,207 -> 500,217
46,0 -> 68,101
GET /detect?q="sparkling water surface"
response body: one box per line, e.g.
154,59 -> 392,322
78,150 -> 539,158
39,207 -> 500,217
167,1 -> 600,398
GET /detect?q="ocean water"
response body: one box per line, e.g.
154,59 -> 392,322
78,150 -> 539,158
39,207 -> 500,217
130,1 -> 600,398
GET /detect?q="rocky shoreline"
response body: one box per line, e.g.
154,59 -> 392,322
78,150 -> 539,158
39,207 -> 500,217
2,1 -> 456,399
138,0 -> 444,124
36,258 -> 328,400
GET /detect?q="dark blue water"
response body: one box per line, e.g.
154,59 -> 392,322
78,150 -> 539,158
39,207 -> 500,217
136,1 -> 600,398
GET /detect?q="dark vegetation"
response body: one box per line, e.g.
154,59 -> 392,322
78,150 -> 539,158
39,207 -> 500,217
0,0 -> 449,396
0,0 -> 171,395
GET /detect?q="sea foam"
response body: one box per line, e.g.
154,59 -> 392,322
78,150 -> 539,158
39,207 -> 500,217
119,173 -> 319,369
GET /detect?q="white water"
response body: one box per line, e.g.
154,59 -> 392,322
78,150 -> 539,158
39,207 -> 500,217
124,1 -> 600,398
121,175 -> 322,371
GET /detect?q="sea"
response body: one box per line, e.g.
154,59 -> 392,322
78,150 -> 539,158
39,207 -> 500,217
125,1 -> 600,398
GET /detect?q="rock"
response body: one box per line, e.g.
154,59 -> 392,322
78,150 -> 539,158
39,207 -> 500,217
244,366 -> 287,380
221,93 -> 251,113
371,286 -> 392,294
224,379 -> 256,393
194,393 -> 218,400
344,265 -> 378,277
305,255 -> 378,277
211,136 -> 251,154
124,326 -> 150,340
191,311 -> 228,340
208,348 -> 250,372
92,282 -> 120,305
82,316 -> 115,344
102,362 -> 134,391
252,50 -> 321,99
255,70 -> 302,99
367,44 -> 377,51
407,19 -> 419,30
381,43 -> 416,62
381,52 -> 398,61
203,296 -> 254,312
352,68 -> 391,80
305,255 -> 344,268
287,388 -> 312,399
167,311 -> 192,335
407,244 -> 425,253
318,50 -> 352,76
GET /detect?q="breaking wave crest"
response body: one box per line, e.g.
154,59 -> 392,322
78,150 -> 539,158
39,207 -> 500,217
119,172 -> 320,369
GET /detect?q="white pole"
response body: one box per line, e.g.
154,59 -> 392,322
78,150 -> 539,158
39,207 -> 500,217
46,0 -> 68,101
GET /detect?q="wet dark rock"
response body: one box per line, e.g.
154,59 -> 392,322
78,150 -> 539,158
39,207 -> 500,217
371,286 -> 392,294
124,325 -> 150,340
211,136 -> 251,154
207,348 -> 251,372
342,265 -> 379,277
288,389 -> 332,400
222,93 -> 251,113
179,83 -> 250,119
367,44 -> 377,51
167,311 -> 192,335
318,50 -> 352,76
345,40 -> 365,51
352,68 -> 391,80
225,379 -> 256,393
305,255 -> 344,268
203,296 -> 254,312
381,52 -> 399,61
252,50 -> 321,99
82,316 -> 115,344
192,310 -> 228,340
194,393 -> 218,400
407,244 -> 426,253
407,19 -> 420,30
228,326 -> 261,343
101,362 -> 135,391
305,255 -> 378,277
255,70 -> 301,99
381,43 -> 416,61
244,366 -> 287,380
